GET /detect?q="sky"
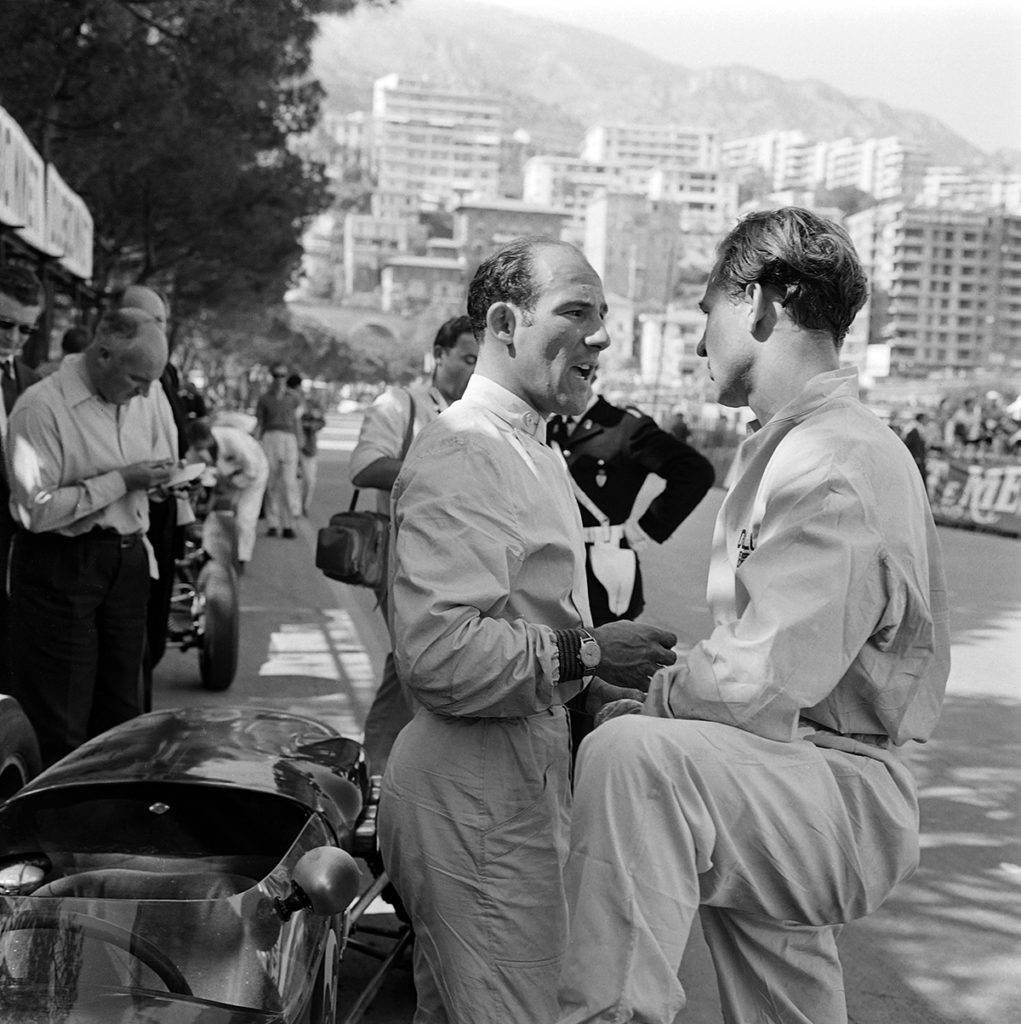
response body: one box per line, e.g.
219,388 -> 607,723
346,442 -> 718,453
463,0 -> 1021,155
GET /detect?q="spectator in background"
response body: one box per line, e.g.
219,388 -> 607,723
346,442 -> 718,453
902,411 -> 931,483
548,376 -> 715,750
7,309 -> 175,766
185,419 -> 269,573
666,408 -> 691,445
943,397 -> 982,453
255,362 -> 302,539
115,285 -> 184,695
178,378 -> 208,423
0,265 -> 44,693
349,314 -> 478,771
287,372 -> 326,515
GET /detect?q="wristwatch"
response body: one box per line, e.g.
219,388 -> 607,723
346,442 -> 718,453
578,628 -> 600,678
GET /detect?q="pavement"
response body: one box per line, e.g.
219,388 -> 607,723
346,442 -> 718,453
154,411 -> 1021,1024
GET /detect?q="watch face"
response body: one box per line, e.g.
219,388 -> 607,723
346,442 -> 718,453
580,637 -> 600,669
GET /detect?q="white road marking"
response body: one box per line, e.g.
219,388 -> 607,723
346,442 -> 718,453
256,609 -> 379,738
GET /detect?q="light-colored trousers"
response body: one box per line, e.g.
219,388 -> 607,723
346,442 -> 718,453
557,716 -> 919,1024
380,706 -> 572,1024
299,452 -> 317,513
232,467 -> 269,563
261,431 -> 301,530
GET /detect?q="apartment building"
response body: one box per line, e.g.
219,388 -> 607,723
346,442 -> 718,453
342,212 -> 424,296
522,155 -> 655,245
453,198 -> 570,279
380,255 -> 465,316
845,202 -> 1021,375
370,74 -> 502,219
720,130 -> 816,191
584,194 -> 681,304
582,123 -> 719,169
821,136 -> 927,201
920,166 -> 1021,213
721,132 -> 927,200
646,167 -> 739,233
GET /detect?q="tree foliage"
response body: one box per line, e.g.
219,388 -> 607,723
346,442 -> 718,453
0,0 -> 395,318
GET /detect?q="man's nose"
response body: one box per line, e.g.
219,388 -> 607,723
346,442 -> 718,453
696,334 -> 707,358
586,320 -> 611,350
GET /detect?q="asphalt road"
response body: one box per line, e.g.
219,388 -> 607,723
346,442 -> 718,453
154,411 -> 1021,1024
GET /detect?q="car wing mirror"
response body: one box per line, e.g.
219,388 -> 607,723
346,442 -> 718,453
275,846 -> 361,920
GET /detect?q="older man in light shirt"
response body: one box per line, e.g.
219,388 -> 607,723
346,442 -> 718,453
7,308 -> 174,766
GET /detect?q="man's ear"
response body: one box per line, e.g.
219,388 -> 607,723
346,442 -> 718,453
744,282 -> 776,339
486,302 -> 516,346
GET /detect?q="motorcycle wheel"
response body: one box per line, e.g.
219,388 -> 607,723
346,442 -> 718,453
197,561 -> 239,691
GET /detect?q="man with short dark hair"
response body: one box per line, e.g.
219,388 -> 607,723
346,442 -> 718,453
556,208 -> 950,1024
0,265 -> 44,692
378,238 -> 678,1023
349,313 -> 478,771
7,308 -> 175,765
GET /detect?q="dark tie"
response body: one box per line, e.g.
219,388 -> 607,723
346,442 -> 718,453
2,361 -> 16,417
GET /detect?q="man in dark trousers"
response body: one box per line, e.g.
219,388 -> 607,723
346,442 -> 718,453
0,266 -> 44,692
548,383 -> 715,748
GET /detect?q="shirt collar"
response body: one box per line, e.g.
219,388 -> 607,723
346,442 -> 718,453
462,374 -> 545,438
59,353 -> 101,408
748,367 -> 859,434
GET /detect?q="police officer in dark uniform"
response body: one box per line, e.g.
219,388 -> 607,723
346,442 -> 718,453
549,390 -> 715,751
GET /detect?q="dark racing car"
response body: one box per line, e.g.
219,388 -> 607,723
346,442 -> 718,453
0,705 -> 409,1023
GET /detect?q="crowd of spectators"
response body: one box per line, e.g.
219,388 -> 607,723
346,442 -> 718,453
0,261 -> 328,765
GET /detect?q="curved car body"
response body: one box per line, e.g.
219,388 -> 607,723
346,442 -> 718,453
0,707 -> 386,1023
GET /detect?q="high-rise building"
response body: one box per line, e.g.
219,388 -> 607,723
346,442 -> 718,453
646,167 -> 739,233
845,202 -> 1021,376
721,132 -> 928,201
582,123 -> 719,169
453,198 -> 570,279
820,137 -> 927,201
920,166 -> 1021,213
370,74 -> 502,218
522,155 -> 655,245
720,131 -> 815,191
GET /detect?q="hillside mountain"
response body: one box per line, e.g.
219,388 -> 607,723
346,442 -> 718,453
312,0 -> 986,167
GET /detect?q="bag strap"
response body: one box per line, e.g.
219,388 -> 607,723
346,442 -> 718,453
348,388 -> 417,512
400,388 -> 416,458
550,440 -> 610,527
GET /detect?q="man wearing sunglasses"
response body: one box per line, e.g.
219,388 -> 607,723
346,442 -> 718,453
0,265 -> 44,695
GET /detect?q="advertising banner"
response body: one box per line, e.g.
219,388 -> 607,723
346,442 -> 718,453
45,163 -> 94,281
0,106 -> 46,253
927,455 -> 1021,538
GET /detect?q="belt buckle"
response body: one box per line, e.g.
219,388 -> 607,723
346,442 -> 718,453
597,524 -> 613,545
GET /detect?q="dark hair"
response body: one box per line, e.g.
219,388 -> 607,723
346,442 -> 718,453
61,327 -> 90,354
466,236 -> 577,340
0,265 -> 43,307
711,207 -> 868,346
433,315 -> 474,352
185,419 -> 218,461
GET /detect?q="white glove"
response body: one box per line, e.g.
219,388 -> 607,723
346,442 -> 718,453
623,519 -> 652,552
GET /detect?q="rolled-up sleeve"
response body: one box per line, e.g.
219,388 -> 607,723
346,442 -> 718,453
348,390 -> 409,482
8,404 -> 127,533
391,435 -> 560,718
